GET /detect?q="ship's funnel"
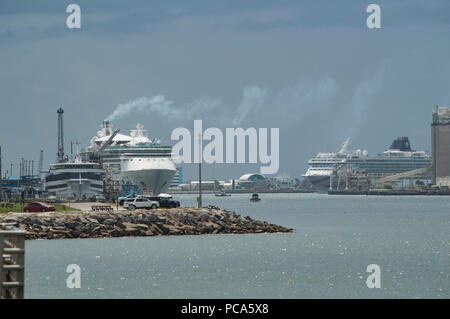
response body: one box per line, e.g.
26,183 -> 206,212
102,120 -> 112,135
389,137 -> 413,152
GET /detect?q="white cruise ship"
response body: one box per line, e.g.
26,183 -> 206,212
84,121 -> 176,196
45,159 -> 105,199
303,137 -> 431,193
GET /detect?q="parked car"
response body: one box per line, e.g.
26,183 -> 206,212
144,196 -> 180,208
94,194 -> 106,202
122,197 -> 136,209
24,202 -> 56,212
127,197 -> 159,210
118,194 -> 135,206
46,195 -> 60,203
160,198 -> 180,208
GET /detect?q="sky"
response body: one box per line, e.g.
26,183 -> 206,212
1,0 -> 450,181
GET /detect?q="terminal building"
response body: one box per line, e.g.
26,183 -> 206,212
235,174 -> 268,190
431,106 -> 450,186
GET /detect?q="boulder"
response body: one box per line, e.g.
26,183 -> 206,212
103,218 -> 116,226
1,207 -> 292,240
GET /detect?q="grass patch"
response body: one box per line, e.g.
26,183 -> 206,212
0,203 -> 25,214
53,203 -> 80,212
0,202 -> 80,214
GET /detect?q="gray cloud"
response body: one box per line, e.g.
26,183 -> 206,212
1,1 -> 450,181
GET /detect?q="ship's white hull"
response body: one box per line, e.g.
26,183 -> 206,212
122,168 -> 176,195
46,179 -> 103,198
119,156 -> 177,195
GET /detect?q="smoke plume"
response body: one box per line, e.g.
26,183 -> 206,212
105,95 -> 222,122
232,86 -> 268,126
104,77 -> 337,126
348,61 -> 388,138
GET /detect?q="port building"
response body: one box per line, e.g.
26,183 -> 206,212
235,174 -> 268,190
431,106 -> 450,186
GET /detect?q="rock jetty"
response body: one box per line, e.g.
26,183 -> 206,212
0,207 -> 292,240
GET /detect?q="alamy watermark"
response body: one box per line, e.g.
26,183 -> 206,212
66,264 -> 81,289
66,3 -> 380,30
366,264 -> 381,288
171,120 -> 279,175
66,4 -> 81,29
366,4 -> 381,29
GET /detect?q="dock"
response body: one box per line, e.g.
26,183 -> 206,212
0,221 -> 25,299
328,189 -> 450,196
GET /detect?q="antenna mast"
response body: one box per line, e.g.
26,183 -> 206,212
197,133 -> 202,208
57,108 -> 64,162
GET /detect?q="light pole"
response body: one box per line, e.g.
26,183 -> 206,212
197,133 -> 202,208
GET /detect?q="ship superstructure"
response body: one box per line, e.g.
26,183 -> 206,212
45,160 -> 105,199
45,108 -> 105,199
83,121 -> 176,196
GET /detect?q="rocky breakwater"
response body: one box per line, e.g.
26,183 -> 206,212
0,207 -> 292,240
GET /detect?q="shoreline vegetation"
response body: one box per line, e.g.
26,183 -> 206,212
0,207 -> 292,240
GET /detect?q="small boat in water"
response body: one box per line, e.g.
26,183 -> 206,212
250,193 -> 261,202
215,190 -> 231,197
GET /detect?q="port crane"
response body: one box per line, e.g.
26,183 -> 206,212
98,129 -> 120,153
87,128 -> 120,163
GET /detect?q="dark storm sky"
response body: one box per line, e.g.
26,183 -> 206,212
1,0 -> 450,181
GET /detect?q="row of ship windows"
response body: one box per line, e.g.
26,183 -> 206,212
107,150 -> 171,154
123,158 -> 169,161
312,159 -> 430,163
311,162 -> 430,167
46,183 -> 103,190
46,173 -> 104,182
55,165 -> 99,169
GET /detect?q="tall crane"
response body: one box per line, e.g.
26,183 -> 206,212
39,150 -> 44,174
86,128 -> 120,164
57,108 -> 64,162
98,129 -> 120,153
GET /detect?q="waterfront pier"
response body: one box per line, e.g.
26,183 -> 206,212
0,222 -> 25,299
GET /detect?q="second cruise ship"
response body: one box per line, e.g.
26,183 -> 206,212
303,137 -> 432,193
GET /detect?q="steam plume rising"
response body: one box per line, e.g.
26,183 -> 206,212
232,86 -> 268,126
348,62 -> 388,139
104,77 -> 337,126
105,95 -> 222,122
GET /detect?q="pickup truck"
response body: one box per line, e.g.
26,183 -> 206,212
126,197 -> 160,210
144,196 -> 180,208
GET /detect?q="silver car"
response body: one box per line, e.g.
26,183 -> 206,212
127,197 -> 159,210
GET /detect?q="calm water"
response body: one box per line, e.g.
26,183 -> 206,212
24,193 -> 449,298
